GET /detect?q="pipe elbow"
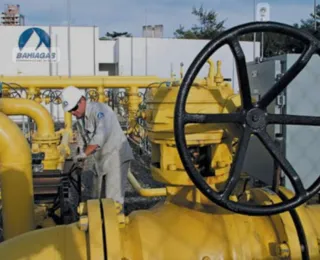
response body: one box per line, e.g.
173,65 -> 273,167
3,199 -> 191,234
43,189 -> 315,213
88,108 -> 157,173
0,112 -> 34,240
139,187 -> 167,197
0,98 -> 56,138
128,171 -> 167,197
0,98 -> 63,169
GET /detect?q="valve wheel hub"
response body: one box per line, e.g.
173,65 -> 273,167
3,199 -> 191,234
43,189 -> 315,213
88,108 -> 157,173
246,108 -> 266,131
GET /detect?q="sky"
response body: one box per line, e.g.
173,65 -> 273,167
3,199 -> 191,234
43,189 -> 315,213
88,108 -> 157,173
1,0 -> 316,37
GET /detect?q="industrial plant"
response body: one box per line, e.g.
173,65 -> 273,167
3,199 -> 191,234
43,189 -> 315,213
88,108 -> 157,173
0,3 -> 320,260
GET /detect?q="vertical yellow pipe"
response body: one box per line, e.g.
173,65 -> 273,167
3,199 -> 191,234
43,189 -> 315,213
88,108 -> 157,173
206,59 -> 215,88
127,86 -> 140,130
64,111 -> 72,134
0,112 -> 35,240
97,86 -> 106,103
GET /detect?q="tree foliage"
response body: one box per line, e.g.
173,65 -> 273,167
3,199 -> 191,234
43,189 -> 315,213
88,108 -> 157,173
175,5 -> 320,57
100,31 -> 132,40
298,4 -> 320,38
173,5 -> 225,39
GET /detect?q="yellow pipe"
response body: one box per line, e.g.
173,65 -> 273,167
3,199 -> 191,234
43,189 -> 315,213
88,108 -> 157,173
127,86 -> 140,130
0,76 -> 169,88
0,112 -> 34,240
0,76 -> 207,88
64,111 -> 72,134
128,170 -> 167,197
56,131 -> 71,171
0,98 -> 61,170
97,86 -> 107,103
0,98 -> 55,136
206,59 -> 215,87
0,224 -> 87,259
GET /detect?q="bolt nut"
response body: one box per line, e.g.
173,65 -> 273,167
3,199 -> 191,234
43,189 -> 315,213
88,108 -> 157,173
77,202 -> 87,216
78,216 -> 89,232
263,201 -> 273,206
242,190 -> 251,202
168,164 -> 177,171
117,214 -> 128,228
114,202 -> 123,214
317,238 -> 320,253
217,161 -> 227,168
276,243 -> 290,258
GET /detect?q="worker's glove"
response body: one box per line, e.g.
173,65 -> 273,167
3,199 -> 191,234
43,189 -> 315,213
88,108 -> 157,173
73,152 -> 87,165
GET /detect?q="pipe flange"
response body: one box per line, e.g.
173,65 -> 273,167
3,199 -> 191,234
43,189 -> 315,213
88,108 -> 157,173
32,134 -> 60,144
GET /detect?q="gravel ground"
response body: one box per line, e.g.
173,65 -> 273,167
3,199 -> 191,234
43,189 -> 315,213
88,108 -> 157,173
74,144 -> 166,217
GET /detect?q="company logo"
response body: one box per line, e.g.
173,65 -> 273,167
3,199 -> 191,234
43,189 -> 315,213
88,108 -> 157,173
97,112 -> 104,119
13,27 -> 60,63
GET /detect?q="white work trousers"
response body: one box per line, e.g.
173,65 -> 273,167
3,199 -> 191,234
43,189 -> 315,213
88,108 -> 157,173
91,160 -> 130,205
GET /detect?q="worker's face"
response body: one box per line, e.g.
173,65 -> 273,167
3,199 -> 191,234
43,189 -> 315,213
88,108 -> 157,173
70,98 -> 86,119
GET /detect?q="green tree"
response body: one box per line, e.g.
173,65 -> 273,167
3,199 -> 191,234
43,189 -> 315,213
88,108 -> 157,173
259,6 -> 320,56
239,31 -> 304,58
299,5 -> 320,30
174,5 -> 225,39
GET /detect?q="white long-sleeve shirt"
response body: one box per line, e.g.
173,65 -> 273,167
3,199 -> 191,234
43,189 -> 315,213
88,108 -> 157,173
77,101 -> 134,175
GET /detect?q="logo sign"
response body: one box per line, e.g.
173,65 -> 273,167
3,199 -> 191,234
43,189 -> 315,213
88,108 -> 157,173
13,27 -> 60,63
256,3 -> 270,22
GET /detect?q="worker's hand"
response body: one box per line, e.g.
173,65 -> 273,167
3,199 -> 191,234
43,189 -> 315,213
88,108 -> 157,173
73,152 -> 87,164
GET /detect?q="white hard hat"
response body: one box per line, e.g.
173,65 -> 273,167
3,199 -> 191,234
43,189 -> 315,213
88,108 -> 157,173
61,86 -> 83,112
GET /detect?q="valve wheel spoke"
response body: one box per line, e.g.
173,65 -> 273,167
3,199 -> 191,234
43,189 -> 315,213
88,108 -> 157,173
227,37 -> 252,109
256,130 -> 306,195
267,113 -> 320,126
220,127 -> 251,199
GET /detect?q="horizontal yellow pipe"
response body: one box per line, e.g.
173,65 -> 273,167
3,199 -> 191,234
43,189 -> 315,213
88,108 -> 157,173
0,76 -> 172,88
0,98 -> 55,137
0,112 -> 34,240
128,170 -> 167,197
0,224 -> 87,259
0,76 -> 207,88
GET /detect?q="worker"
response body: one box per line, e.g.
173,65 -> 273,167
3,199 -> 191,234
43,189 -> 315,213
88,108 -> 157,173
61,86 -> 134,208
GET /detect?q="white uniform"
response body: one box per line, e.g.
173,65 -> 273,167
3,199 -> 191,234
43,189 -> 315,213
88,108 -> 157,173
76,101 -> 134,204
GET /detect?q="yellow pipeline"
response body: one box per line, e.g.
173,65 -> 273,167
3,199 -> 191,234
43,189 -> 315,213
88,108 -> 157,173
0,98 -> 61,170
0,76 -> 207,88
0,76 -> 168,88
64,111 -> 73,136
2,194 -> 320,259
206,58 -> 215,87
0,224 -> 87,259
0,98 -> 55,136
0,112 -> 34,240
128,170 -> 167,197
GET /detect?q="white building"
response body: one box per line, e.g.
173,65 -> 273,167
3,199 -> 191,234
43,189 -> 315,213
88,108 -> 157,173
0,25 -> 259,123
0,4 -> 25,26
0,25 -> 259,81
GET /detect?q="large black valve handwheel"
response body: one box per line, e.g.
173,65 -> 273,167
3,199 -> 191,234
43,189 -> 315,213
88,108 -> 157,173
174,21 -> 320,216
